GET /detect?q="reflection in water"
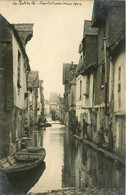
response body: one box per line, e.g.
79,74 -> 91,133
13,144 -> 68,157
62,133 -> 125,194
30,123 -> 125,194
2,123 -> 124,194
32,130 -> 43,148
81,144 -> 124,191
29,124 -> 66,193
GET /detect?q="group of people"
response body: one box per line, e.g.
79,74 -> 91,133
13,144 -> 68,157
70,115 -> 106,148
70,116 -> 89,139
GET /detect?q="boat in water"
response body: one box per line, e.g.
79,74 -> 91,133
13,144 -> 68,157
8,161 -> 46,194
38,122 -> 52,128
0,147 -> 46,177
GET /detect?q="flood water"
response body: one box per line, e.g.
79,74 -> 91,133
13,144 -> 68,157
1,121 -> 125,194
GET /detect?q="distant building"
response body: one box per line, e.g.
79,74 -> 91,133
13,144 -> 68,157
58,96 -> 65,124
49,92 -> 59,120
38,80 -> 45,121
48,92 -> 65,121
0,14 -> 33,158
44,100 -> 50,115
63,62 -> 77,127
49,92 -> 59,111
27,71 -> 39,129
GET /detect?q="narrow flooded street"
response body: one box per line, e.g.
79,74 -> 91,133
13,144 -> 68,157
2,120 -> 125,195
0,2 -> 125,195
29,120 -> 125,194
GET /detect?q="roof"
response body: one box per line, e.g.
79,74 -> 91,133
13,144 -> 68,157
0,14 -> 32,71
83,20 -> 98,37
91,0 -> 125,27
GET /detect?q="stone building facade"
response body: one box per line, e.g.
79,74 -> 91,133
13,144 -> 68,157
37,80 -> 44,119
0,14 -> 33,158
27,71 -> 39,130
63,62 -> 77,127
75,20 -> 98,138
92,0 -> 125,160
49,92 -> 59,120
63,0 -> 125,162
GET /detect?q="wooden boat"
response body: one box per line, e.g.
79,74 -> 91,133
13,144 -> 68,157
38,122 -> 52,128
0,148 -> 46,176
7,161 -> 46,193
14,147 -> 45,161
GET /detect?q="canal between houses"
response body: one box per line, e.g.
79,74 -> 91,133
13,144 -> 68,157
1,120 -> 125,194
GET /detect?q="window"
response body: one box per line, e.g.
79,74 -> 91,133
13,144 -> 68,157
86,75 -> 90,97
80,80 -> 82,100
83,75 -> 90,98
17,51 -> 21,94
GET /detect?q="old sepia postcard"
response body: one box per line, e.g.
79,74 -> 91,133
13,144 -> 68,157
0,0 -> 125,194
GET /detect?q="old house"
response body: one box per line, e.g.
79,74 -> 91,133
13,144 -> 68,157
63,62 -> 77,127
37,80 -> 45,124
75,20 -> 98,137
44,100 -> 50,116
49,92 -> 59,120
92,0 -> 125,160
27,71 -> 39,130
0,14 -> 33,158
58,96 -> 65,124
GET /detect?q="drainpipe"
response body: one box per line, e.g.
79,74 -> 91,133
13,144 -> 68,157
104,38 -> 109,116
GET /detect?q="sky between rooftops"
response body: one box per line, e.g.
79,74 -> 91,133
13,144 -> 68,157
0,0 -> 93,99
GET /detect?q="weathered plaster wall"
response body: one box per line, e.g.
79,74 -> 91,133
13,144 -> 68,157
113,50 -> 125,113
0,19 -> 13,158
12,32 -> 27,110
